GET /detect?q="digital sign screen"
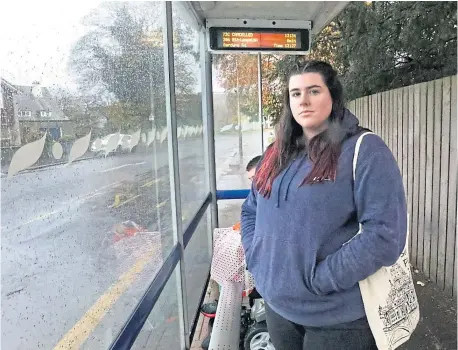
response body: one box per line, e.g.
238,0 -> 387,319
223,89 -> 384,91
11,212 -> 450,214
209,27 -> 310,52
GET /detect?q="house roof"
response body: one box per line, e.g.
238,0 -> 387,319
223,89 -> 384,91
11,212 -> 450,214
1,78 -> 19,93
13,85 -> 70,122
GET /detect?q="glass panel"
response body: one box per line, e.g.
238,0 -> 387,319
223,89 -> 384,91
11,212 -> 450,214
183,210 -> 211,329
1,2 -> 177,348
131,266 -> 183,349
212,53 -> 264,191
171,5 -> 207,227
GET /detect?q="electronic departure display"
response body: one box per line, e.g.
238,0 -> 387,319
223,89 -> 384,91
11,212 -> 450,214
209,27 -> 310,52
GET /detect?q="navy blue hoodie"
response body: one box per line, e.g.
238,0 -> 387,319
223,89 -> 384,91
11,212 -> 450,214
241,110 -> 407,327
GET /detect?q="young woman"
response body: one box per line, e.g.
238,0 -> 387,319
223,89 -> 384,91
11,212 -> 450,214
241,61 -> 407,350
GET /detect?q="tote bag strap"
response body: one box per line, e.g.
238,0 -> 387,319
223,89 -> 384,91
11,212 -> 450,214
353,132 -> 374,231
353,132 -> 375,181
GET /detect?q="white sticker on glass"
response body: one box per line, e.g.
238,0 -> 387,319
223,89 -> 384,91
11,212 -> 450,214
7,133 -> 47,179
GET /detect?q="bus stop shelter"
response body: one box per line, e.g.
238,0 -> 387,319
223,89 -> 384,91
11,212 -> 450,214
111,2 -> 456,349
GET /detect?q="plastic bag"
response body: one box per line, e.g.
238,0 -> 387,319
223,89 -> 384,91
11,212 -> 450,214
211,227 -> 255,291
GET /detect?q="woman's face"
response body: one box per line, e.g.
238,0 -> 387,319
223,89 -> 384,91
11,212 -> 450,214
288,72 -> 333,138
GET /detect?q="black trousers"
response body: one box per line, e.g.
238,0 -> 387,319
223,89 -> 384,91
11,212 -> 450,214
265,303 -> 378,350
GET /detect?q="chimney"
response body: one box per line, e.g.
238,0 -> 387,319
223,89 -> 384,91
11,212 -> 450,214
31,81 -> 43,98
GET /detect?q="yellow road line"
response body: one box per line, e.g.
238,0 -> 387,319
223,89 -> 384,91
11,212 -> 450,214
110,194 -> 121,208
140,178 -> 161,188
112,194 -> 142,209
53,246 -> 160,350
156,200 -> 168,208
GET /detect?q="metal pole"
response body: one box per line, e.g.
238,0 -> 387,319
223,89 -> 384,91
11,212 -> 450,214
200,30 -> 218,249
236,56 -> 243,164
201,31 -> 219,231
163,3 -> 189,349
149,48 -> 162,243
257,53 -> 264,152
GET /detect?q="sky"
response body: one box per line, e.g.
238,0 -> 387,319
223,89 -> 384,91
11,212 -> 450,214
0,1 -> 224,93
1,1 -> 103,90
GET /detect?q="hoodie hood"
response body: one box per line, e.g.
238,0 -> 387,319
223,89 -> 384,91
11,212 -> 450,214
340,108 -> 360,133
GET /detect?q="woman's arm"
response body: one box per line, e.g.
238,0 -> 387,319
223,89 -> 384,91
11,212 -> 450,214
311,137 -> 408,295
241,183 -> 258,269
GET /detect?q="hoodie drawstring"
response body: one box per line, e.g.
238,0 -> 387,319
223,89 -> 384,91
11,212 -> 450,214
276,155 -> 307,207
276,161 -> 294,208
273,108 -> 361,208
284,156 -> 306,202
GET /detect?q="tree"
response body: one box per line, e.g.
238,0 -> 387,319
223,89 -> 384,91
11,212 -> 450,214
338,1 -> 457,100
214,54 -> 259,121
214,53 -> 290,127
69,2 -> 198,131
256,0 -> 457,126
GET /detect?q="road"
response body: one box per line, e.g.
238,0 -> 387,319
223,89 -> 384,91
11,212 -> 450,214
1,134 -> 250,350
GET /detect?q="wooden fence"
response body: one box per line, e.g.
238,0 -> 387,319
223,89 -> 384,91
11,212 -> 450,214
348,75 -> 457,298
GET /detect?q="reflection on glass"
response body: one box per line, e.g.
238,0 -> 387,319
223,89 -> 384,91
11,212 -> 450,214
172,6 -> 207,228
130,267 -> 182,349
0,2 -> 179,348
184,211 -> 211,329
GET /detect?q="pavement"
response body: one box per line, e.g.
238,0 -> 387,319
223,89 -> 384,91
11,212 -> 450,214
1,133 -> 259,350
402,271 -> 457,350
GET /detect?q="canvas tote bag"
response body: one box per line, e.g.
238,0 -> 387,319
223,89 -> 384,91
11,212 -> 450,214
352,132 -> 420,350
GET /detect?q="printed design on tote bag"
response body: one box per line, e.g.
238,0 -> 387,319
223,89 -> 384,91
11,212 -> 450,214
378,257 -> 419,346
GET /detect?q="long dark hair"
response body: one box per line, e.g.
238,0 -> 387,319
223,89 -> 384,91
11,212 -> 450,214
255,61 -> 361,197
